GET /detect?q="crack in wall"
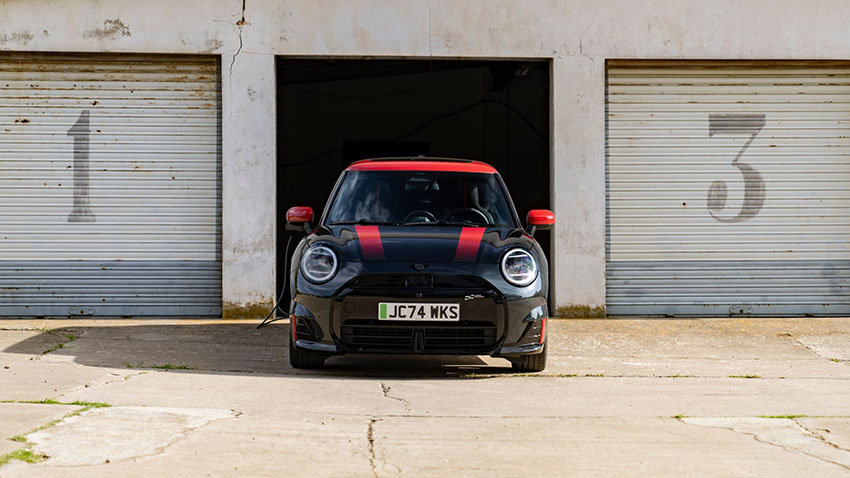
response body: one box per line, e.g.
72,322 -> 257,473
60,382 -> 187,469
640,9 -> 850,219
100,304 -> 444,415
578,27 -> 596,68
228,0 -> 247,80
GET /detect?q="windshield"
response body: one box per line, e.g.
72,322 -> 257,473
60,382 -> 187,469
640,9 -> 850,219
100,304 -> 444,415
326,170 -> 517,227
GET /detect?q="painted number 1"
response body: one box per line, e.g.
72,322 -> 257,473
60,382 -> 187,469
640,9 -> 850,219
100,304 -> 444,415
706,113 -> 766,223
67,110 -> 95,222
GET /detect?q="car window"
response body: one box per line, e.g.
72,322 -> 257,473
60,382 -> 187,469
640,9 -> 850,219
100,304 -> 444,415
326,170 -> 517,227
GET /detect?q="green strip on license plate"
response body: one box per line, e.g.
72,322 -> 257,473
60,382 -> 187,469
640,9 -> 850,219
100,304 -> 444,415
378,302 -> 460,321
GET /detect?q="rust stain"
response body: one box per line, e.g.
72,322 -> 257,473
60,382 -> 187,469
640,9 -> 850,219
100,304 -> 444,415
223,299 -> 274,320
83,18 -> 131,40
555,304 -> 606,319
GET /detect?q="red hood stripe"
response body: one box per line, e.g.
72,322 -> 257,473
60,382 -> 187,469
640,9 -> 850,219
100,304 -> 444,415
455,227 -> 485,262
355,225 -> 385,260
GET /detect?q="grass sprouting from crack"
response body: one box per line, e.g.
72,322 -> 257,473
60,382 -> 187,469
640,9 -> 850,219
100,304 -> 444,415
12,399 -> 110,408
9,435 -> 26,442
830,358 -> 842,363
126,362 -> 192,370
16,398 -> 63,405
151,363 -> 192,370
760,414 -> 808,419
38,328 -> 78,355
40,343 -> 64,355
729,374 -> 761,379
0,449 -> 46,466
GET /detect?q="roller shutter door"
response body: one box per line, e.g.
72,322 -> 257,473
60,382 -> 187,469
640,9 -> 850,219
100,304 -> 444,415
606,61 -> 850,316
0,53 -> 221,317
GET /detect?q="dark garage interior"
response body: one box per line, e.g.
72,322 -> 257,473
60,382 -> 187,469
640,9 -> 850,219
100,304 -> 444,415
276,58 -> 551,308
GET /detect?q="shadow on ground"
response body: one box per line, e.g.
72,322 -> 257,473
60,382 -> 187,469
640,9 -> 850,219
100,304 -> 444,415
2,322 -> 515,379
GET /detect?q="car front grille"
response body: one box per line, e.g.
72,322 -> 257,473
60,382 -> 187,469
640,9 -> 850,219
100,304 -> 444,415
350,274 -> 494,293
340,320 -> 498,352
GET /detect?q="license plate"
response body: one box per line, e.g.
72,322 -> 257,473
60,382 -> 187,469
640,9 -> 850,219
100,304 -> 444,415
378,302 -> 460,321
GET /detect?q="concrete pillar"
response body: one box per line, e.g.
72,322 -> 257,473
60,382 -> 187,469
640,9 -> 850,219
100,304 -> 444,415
550,55 -> 607,316
221,52 -> 277,317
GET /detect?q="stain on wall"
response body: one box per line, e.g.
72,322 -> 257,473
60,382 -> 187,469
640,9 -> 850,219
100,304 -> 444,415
83,18 -> 131,40
0,31 -> 34,45
555,305 -> 606,318
223,299 -> 274,320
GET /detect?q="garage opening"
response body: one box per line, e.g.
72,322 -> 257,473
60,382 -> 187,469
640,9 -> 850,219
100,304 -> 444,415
276,58 -> 551,308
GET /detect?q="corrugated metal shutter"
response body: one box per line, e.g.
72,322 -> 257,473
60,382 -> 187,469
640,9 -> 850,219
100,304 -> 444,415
0,53 -> 221,317
606,61 -> 850,316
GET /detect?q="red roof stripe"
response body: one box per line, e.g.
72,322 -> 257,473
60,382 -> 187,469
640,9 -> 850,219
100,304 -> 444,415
347,160 -> 497,174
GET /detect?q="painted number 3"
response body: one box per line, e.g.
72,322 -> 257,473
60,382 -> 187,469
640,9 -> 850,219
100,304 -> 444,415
706,113 -> 766,223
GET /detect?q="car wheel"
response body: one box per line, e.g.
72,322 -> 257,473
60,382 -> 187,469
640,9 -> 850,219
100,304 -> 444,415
289,334 -> 328,369
508,342 -> 547,372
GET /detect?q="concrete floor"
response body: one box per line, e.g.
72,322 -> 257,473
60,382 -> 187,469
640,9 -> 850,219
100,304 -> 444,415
0,318 -> 849,477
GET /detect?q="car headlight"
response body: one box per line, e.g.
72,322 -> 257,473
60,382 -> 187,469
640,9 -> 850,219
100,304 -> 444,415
300,245 -> 338,283
500,248 -> 538,287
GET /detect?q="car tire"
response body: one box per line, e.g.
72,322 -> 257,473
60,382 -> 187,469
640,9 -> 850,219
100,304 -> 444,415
509,342 -> 547,372
289,334 -> 328,369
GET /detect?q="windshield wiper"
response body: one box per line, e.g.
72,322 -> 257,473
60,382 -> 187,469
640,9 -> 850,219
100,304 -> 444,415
404,220 -> 487,227
330,219 -> 400,226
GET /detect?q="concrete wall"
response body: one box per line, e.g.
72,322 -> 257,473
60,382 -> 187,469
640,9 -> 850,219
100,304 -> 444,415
2,0 -> 849,316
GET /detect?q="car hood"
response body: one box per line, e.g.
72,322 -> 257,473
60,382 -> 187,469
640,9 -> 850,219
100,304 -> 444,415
306,225 -> 536,264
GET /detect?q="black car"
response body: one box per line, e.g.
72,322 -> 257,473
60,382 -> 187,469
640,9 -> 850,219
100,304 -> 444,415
285,157 -> 555,372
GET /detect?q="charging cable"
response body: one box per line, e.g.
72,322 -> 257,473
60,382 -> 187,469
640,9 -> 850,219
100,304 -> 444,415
257,236 -> 293,329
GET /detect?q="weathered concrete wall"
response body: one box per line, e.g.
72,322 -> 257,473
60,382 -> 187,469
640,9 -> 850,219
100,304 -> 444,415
2,0 -> 850,314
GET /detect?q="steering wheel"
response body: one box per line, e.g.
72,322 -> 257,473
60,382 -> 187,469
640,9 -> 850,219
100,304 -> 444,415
403,210 -> 437,223
445,207 -> 489,224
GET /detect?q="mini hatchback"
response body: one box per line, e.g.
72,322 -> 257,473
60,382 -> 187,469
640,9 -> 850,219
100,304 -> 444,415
285,157 -> 555,372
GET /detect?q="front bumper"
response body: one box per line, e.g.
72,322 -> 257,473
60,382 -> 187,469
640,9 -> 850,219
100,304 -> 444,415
291,272 -> 547,356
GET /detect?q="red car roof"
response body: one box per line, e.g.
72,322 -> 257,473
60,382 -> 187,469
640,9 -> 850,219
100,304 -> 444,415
346,158 -> 498,174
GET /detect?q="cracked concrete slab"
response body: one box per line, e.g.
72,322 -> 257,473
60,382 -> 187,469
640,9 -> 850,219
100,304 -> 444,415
795,335 -> 850,362
373,417 -> 850,477
1,411 -> 372,477
0,403 -> 77,455
0,361 -> 122,402
797,418 -> 850,453
24,406 -> 235,467
682,417 -> 850,471
1,318 -> 849,476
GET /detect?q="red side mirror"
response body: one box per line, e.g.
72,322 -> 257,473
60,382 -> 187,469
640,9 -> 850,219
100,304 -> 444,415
526,209 -> 555,231
286,206 -> 314,225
